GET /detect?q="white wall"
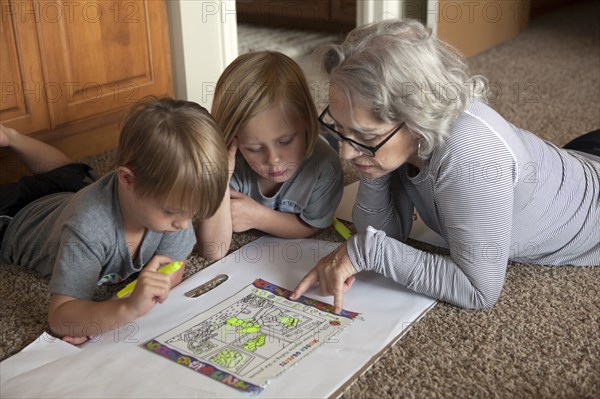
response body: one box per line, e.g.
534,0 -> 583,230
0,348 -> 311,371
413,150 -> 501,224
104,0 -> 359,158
167,0 -> 238,110
357,0 -> 404,25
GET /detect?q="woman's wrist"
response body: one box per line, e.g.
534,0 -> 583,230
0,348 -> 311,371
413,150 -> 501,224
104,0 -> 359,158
359,173 -> 392,185
345,233 -> 367,273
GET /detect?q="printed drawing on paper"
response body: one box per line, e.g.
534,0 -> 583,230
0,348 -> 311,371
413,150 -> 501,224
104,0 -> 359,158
145,279 -> 359,395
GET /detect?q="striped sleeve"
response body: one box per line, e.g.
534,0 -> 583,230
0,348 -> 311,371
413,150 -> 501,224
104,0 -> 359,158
348,114 -> 517,309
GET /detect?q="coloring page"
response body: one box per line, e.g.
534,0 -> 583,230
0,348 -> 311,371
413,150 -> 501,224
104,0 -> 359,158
145,279 -> 358,395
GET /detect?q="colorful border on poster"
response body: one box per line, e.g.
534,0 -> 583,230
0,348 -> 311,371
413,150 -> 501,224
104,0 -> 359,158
252,279 -> 359,319
145,339 -> 263,396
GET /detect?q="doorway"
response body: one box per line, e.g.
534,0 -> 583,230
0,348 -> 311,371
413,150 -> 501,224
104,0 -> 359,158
235,1 -> 357,59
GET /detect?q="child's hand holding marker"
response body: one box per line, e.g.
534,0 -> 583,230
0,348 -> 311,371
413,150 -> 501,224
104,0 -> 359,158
117,259 -> 184,298
118,257 -> 184,317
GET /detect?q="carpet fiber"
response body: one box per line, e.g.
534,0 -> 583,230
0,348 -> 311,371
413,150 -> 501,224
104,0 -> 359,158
1,2 -> 599,398
238,23 -> 342,58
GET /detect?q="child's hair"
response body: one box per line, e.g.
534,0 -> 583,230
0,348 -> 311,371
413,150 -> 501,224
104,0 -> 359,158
116,97 -> 228,219
211,51 -> 319,158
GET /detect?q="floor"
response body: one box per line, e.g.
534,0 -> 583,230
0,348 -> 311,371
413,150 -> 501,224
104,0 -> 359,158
237,23 -> 341,59
236,23 -> 336,109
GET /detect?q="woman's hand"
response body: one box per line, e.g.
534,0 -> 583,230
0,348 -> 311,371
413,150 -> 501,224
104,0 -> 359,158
290,242 -> 358,314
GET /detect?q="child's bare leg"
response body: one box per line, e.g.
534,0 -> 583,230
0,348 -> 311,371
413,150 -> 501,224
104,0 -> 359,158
0,124 -> 72,174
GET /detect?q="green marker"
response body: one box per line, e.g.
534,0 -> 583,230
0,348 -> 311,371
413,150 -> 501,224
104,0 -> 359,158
332,217 -> 352,240
116,261 -> 183,298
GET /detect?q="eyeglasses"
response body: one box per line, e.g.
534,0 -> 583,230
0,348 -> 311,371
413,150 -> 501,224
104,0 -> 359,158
318,106 -> 405,157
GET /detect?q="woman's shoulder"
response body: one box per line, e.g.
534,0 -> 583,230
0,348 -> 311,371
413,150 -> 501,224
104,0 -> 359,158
443,102 -> 519,151
455,101 -> 510,133
430,102 -> 523,177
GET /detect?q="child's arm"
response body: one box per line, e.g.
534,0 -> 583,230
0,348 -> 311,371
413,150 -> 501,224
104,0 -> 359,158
196,186 -> 233,261
48,255 -> 174,342
230,190 -> 320,238
196,140 -> 238,261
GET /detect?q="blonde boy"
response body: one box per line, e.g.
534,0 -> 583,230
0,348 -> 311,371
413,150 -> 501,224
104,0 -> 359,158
0,98 -> 228,343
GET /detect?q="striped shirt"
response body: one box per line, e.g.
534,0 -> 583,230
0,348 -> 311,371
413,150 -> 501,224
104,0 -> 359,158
347,101 -> 600,309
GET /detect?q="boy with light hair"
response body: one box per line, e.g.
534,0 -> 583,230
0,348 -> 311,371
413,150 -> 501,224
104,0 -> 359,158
0,97 -> 228,343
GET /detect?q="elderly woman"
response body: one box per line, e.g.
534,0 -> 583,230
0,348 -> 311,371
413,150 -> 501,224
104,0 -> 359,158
291,19 -> 600,311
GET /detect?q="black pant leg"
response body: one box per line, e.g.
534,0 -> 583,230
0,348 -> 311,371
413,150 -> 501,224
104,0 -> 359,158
0,163 -> 96,217
563,129 -> 600,156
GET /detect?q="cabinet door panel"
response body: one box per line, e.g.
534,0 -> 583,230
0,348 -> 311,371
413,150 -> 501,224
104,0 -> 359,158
36,0 -> 172,126
0,0 -> 50,133
330,0 -> 356,25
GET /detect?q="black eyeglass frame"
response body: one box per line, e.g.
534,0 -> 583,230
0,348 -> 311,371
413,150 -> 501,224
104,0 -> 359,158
318,106 -> 405,157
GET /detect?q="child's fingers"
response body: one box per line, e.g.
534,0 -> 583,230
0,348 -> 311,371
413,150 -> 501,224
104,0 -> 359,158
128,276 -> 171,314
147,282 -> 170,304
168,262 -> 186,288
135,264 -> 172,298
138,269 -> 171,288
62,335 -> 90,345
144,255 -> 174,272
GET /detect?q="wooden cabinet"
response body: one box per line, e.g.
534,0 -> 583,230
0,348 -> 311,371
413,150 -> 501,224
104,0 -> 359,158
0,0 -> 173,181
236,0 -> 356,32
1,1 -> 49,134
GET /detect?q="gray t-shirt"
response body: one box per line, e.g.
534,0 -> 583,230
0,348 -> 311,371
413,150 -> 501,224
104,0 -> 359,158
0,172 -> 196,300
230,137 -> 344,228
348,101 -> 600,309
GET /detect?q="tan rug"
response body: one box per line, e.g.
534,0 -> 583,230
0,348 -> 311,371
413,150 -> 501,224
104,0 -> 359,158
238,23 -> 342,58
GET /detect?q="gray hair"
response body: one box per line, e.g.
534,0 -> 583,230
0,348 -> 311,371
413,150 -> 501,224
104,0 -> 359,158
320,19 -> 488,159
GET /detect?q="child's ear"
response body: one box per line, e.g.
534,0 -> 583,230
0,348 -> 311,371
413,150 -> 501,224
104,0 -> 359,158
116,166 -> 135,189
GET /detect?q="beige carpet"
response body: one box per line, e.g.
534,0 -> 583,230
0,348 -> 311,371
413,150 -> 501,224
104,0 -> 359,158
238,23 -> 342,59
1,2 -> 599,398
